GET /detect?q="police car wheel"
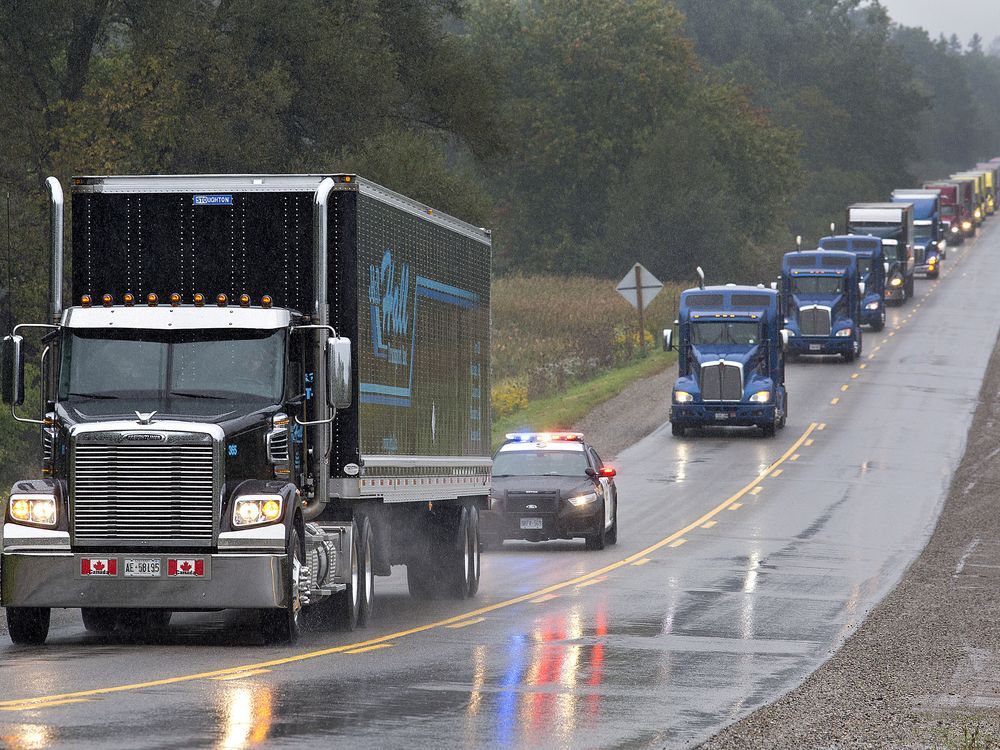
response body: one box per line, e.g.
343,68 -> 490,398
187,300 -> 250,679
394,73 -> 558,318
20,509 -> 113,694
585,501 -> 607,551
605,499 -> 618,546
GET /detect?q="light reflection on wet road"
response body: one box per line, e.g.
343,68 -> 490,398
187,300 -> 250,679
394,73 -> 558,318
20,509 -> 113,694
0,231 -> 996,748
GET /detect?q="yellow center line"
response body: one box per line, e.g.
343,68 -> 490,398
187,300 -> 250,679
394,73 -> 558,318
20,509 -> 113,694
531,593 -> 560,604
804,438 -> 814,446
0,698 -> 90,711
790,454 -> 800,462
344,643 -> 394,655
729,502 -> 743,510
631,558 -> 652,566
211,669 -> 271,681
0,423 -> 818,711
859,364 -> 866,370
751,486 -> 764,495
770,468 -> 783,477
888,331 -> 895,337
830,397 -> 840,405
840,385 -> 849,392
701,521 -> 717,529
445,617 -> 485,629
818,423 -> 826,430
576,576 -> 608,590
850,373 -> 858,379
669,539 -> 687,548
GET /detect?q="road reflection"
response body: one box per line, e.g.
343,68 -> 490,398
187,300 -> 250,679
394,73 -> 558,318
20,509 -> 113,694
217,684 -> 273,749
491,605 -> 608,747
1,724 -> 52,749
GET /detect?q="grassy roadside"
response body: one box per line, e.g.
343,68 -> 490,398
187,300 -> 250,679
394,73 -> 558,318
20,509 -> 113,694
491,349 -> 676,449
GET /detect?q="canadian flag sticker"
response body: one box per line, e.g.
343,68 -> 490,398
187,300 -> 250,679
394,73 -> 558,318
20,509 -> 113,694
81,558 -> 117,576
168,559 -> 205,577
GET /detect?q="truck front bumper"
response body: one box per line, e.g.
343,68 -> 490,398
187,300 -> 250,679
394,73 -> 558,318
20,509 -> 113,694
670,402 -> 775,428
787,336 -> 854,355
916,261 -> 939,277
1,551 -> 290,609
884,286 -> 905,302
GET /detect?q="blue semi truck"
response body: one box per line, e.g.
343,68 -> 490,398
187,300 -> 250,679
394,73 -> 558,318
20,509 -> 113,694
664,280 -> 788,438
780,249 -> 863,361
891,189 -> 942,278
818,235 -> 886,331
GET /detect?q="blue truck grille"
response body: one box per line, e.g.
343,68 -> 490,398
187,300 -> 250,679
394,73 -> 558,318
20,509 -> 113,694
700,362 -> 742,401
800,307 -> 832,336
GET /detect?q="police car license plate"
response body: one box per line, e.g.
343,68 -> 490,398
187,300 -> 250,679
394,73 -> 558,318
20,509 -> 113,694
809,344 -> 822,351
520,517 -> 543,530
124,558 -> 161,578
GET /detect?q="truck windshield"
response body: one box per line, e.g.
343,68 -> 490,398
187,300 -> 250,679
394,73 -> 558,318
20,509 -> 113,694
791,277 -> 843,295
58,328 -> 285,403
914,224 -> 933,241
492,450 -> 588,476
856,258 -> 872,279
942,205 -> 956,217
690,321 -> 759,346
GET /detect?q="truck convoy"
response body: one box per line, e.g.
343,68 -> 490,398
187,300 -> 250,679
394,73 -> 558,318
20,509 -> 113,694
664,279 -> 788,438
0,174 -> 492,645
818,235 -> 886,331
922,181 -> 963,248
780,249 -> 863,361
891,189 -> 942,278
845,203 -> 914,304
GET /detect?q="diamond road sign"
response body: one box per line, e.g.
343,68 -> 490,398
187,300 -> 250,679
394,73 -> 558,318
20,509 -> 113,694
616,263 -> 663,311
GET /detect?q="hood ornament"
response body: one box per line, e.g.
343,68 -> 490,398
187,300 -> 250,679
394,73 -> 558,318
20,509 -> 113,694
135,411 -> 158,425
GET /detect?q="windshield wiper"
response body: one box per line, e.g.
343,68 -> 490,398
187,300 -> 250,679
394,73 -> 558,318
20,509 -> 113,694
169,391 -> 226,400
67,391 -> 119,400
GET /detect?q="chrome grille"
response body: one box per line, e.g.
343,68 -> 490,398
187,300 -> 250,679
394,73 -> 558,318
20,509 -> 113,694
72,443 -> 215,543
506,492 -> 559,514
700,362 -> 743,401
267,427 -> 289,464
799,307 -> 832,336
914,246 -> 926,264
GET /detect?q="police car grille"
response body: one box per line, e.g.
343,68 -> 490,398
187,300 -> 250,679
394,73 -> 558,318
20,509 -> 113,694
700,363 -> 742,401
800,307 -> 832,336
507,492 -> 559,514
72,443 -> 215,542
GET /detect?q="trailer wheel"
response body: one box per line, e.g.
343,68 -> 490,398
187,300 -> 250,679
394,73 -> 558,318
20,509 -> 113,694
6,607 -> 50,645
357,516 -> 375,628
444,506 -> 473,599
81,607 -> 117,634
261,526 -> 304,643
467,507 -> 481,597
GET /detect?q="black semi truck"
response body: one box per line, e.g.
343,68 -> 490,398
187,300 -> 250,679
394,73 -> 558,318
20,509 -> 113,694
0,174 -> 491,644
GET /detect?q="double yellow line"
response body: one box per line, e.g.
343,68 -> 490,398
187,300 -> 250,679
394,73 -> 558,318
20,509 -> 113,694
0,422 -> 817,711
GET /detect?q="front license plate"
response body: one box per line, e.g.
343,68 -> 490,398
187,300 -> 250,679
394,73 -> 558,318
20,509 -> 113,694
809,344 -> 822,351
520,517 -> 543,530
715,412 -> 730,420
124,558 -> 161,578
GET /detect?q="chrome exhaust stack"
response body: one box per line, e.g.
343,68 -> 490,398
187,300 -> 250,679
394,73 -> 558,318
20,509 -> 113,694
46,177 -> 64,325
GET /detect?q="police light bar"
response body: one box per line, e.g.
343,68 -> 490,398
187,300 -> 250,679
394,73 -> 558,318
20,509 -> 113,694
505,432 -> 584,443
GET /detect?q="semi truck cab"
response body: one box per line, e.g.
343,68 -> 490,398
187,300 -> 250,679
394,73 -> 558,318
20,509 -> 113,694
664,284 -> 788,438
780,249 -> 863,361
891,189 -> 942,278
846,203 -> 914,305
818,235 -> 886,331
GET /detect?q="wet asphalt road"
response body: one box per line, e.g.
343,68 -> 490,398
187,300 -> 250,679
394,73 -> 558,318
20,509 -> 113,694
0,229 -> 996,749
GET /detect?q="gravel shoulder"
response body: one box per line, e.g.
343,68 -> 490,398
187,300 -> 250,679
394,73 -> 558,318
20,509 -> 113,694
697,328 -> 1000,749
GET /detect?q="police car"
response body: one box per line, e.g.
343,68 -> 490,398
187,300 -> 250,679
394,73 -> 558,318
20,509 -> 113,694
482,432 -> 618,550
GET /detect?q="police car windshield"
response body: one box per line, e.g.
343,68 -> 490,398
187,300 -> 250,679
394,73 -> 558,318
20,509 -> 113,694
492,450 -> 588,477
690,321 -> 759,346
792,277 -> 843,295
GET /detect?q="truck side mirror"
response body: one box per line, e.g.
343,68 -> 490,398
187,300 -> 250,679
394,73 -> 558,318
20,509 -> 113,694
662,329 -> 672,352
327,337 -> 352,410
779,329 -> 790,352
769,281 -> 777,291
1,335 -> 24,406
858,281 -> 866,295
883,261 -> 890,275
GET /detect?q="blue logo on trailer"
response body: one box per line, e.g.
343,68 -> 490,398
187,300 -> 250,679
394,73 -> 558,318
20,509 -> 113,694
362,249 -> 479,408
193,195 -> 233,206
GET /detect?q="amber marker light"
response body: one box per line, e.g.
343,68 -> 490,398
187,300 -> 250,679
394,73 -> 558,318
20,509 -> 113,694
216,293 -> 228,307
239,294 -> 251,308
146,293 -> 158,307
80,295 -> 92,308
170,292 -> 181,307
123,293 -> 135,307
193,293 -> 206,307
102,294 -> 113,307
261,295 -> 273,309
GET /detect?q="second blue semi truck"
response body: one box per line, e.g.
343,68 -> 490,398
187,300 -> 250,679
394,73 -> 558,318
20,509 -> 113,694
818,235 -> 886,331
664,281 -> 788,438
780,249 -> 863,361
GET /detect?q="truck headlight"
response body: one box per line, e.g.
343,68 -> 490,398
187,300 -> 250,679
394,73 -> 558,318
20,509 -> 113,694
890,277 -> 903,287
963,220 -> 973,231
835,328 -> 852,337
567,492 -> 598,507
749,391 -> 771,403
951,225 -> 960,234
233,495 -> 283,527
673,390 -> 694,404
8,494 -> 57,526
865,301 -> 880,310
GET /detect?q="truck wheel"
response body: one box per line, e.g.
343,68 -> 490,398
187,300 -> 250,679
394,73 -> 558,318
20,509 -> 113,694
467,507 -> 481,596
761,422 -> 776,438
671,423 -> 686,438
357,517 -> 375,628
905,276 -> 914,297
261,526 -> 304,643
585,501 -> 607,551
7,607 -> 50,645
605,498 -> 618,545
81,607 -> 118,633
332,521 -> 362,630
871,310 -> 885,332
778,392 -> 788,430
444,507 -> 473,599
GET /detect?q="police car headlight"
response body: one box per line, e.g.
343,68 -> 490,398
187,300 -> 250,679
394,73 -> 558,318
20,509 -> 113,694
568,492 -> 598,507
673,390 -> 694,404
890,277 -> 903,287
749,391 -> 771,404
835,328 -> 852,337
865,301 -> 880,310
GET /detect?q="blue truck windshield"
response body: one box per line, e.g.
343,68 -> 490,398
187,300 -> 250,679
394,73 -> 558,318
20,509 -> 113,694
690,321 -> 760,346
791,277 -> 843,295
914,224 -> 933,241
58,328 -> 285,403
492,450 -> 588,477
857,258 -> 872,277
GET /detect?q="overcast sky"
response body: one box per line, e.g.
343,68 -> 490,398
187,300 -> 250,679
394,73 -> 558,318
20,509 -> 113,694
879,0 -> 1000,48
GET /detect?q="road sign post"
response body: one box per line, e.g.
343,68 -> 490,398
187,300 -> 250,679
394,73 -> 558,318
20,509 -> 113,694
616,263 -> 663,355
